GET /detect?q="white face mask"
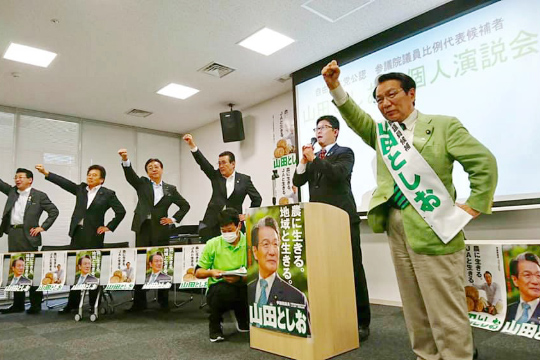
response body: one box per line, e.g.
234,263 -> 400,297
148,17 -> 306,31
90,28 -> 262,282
222,229 -> 239,243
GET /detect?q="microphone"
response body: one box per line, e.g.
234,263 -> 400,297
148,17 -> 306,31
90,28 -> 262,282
310,137 -> 317,147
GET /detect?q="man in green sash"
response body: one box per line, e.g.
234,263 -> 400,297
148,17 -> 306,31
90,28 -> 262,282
322,60 -> 497,360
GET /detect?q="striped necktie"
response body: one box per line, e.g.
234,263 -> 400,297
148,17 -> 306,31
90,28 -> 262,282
517,303 -> 531,324
318,149 -> 327,159
258,279 -> 268,306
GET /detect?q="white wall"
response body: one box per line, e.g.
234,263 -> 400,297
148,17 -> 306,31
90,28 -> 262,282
180,90 -> 540,307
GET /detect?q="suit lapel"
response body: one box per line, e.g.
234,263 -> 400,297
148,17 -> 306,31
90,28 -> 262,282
24,188 -> 34,214
413,113 -> 433,153
87,186 -> 102,210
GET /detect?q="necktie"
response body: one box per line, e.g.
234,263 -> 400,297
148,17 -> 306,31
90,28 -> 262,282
517,303 -> 531,324
77,276 -> 85,285
399,122 -> 407,130
318,149 -> 326,159
258,279 -> 268,306
12,277 -> 19,285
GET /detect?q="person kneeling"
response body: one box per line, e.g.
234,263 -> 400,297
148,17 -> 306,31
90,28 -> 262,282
195,208 -> 249,342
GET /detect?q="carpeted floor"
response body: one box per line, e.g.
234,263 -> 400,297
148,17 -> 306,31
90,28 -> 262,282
0,292 -> 538,359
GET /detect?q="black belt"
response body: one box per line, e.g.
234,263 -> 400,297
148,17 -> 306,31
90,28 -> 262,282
10,224 -> 24,229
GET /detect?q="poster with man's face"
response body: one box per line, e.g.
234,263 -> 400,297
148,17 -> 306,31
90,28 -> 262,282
38,251 -> 67,292
72,250 -> 101,291
178,245 -> 207,289
6,253 -> 35,292
106,248 -> 137,291
142,247 -> 174,290
247,204 -> 311,338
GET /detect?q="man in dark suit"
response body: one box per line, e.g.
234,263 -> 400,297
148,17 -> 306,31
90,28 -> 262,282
118,149 -> 190,311
36,164 -> 126,313
0,168 -> 59,314
182,134 -> 262,240
8,257 -> 32,286
506,252 -> 540,325
74,255 -> 100,285
293,115 -> 370,340
145,252 -> 172,285
248,216 -> 308,309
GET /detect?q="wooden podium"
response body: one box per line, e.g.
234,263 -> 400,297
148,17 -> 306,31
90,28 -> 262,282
250,202 -> 359,359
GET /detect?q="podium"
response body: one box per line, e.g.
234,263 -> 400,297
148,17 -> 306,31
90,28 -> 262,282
249,202 -> 359,359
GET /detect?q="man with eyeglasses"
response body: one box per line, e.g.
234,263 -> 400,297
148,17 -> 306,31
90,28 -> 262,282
118,149 -> 190,312
35,163 -> 126,314
507,252 -> 540,325
292,115 -> 370,341
0,168 -> 59,314
322,60 -> 497,360
182,134 -> 262,241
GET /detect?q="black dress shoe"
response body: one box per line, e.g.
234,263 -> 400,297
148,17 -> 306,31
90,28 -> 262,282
358,326 -> 370,342
0,306 -> 25,314
125,305 -> 146,313
26,306 -> 41,314
58,307 -> 73,314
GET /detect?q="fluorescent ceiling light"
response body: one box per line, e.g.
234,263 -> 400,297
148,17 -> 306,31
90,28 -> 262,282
3,43 -> 57,68
238,28 -> 295,56
157,83 -> 199,100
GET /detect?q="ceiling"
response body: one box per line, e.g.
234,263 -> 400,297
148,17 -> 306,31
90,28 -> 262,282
0,0 -> 451,133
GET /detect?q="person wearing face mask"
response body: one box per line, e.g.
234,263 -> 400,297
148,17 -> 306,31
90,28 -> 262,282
195,208 -> 248,343
36,164 -> 126,314
182,134 -> 262,241
118,149 -> 190,312
0,168 -> 59,315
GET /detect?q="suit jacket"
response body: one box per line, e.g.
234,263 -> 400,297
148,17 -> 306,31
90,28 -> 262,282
122,164 -> 190,235
336,97 -> 498,255
0,179 -> 59,248
46,172 -> 126,248
11,275 -> 31,286
76,274 -> 99,285
145,271 -> 172,283
506,301 -> 540,325
248,274 -> 308,308
292,144 -> 358,222
191,149 -> 262,228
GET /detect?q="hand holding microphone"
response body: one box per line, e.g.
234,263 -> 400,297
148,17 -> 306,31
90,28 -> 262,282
301,137 -> 317,164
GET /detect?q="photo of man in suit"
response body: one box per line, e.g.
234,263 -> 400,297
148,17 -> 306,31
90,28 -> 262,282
322,60 -> 497,359
36,163 -> 125,314
293,114 -> 370,340
0,168 -> 59,315
145,252 -> 172,285
506,252 -> 540,325
248,216 -> 308,310
182,134 -> 262,240
36,164 -> 126,250
74,255 -> 99,285
118,149 -> 190,311
8,257 -> 32,286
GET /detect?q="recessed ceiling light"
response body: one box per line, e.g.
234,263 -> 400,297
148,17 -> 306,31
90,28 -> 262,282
238,28 -> 295,56
157,83 -> 199,100
3,43 -> 57,68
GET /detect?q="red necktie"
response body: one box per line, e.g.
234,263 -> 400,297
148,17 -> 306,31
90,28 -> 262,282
318,149 -> 326,159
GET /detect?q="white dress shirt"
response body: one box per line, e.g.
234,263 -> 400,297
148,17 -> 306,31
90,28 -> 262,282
11,187 -> 32,225
225,171 -> 236,199
296,142 -> 337,175
79,185 -> 102,225
122,159 -> 164,205
255,271 -> 276,304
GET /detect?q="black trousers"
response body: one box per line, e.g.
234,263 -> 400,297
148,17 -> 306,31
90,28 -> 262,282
132,220 -> 169,308
8,227 -> 42,309
351,219 -> 371,328
65,289 -> 99,310
206,281 -> 248,329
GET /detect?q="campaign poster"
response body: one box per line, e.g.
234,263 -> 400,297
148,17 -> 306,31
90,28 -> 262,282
500,245 -> 540,341
464,244 -> 506,331
72,250 -> 101,291
106,248 -> 137,291
0,254 -> 3,286
37,251 -> 67,292
5,253 -> 35,292
142,247 -> 174,290
272,108 -> 298,206
247,204 -> 311,337
178,245 -> 207,289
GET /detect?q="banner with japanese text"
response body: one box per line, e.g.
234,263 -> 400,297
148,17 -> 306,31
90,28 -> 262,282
142,247 -> 174,290
72,250 -> 101,291
178,244 -> 207,289
5,253 -> 34,292
272,108 -> 298,206
38,251 -> 67,292
106,248 -> 137,291
247,204 -> 311,337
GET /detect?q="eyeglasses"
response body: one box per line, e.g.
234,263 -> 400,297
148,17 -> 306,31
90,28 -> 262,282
13,176 -> 28,180
313,125 -> 334,133
375,88 -> 404,105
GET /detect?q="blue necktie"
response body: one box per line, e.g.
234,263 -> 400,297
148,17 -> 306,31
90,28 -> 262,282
517,303 -> 531,324
258,279 -> 268,306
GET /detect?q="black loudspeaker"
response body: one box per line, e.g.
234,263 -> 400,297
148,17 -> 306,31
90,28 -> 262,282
220,110 -> 245,142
